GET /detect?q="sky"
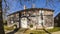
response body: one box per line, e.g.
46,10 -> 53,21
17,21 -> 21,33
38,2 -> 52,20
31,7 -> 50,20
2,0 -> 60,17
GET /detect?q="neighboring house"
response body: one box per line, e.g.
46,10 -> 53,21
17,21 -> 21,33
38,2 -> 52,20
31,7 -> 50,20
7,8 -> 54,29
54,13 -> 60,27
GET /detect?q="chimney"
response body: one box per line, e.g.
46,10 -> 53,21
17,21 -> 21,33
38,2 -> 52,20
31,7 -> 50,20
32,4 -> 35,8
24,5 -> 26,10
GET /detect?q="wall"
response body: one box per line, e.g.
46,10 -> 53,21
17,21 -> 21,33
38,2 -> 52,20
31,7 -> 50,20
43,10 -> 54,28
7,9 -> 54,29
20,9 -> 54,29
7,13 -> 20,28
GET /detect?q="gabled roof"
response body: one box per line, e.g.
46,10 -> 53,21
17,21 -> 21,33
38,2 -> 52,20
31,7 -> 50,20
54,13 -> 60,18
8,8 -> 54,16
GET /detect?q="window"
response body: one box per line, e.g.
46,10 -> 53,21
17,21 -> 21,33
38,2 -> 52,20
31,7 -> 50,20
44,15 -> 53,27
56,17 -> 58,20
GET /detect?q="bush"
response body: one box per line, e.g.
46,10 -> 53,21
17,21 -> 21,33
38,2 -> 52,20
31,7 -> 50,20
3,20 -> 7,25
30,24 -> 33,28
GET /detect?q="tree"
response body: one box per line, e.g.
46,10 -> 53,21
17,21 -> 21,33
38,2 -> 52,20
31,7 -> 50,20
0,0 -> 5,34
3,0 -> 60,15
2,0 -> 60,33
3,0 -> 60,17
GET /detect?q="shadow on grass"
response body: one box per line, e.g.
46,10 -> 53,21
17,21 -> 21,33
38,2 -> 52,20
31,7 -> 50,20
7,28 -> 19,34
43,28 -> 51,34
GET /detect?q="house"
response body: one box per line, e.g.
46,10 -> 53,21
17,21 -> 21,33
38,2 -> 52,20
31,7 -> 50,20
7,8 -> 54,29
54,13 -> 60,27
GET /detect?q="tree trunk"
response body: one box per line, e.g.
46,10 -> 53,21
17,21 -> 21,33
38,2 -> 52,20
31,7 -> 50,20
0,0 -> 5,34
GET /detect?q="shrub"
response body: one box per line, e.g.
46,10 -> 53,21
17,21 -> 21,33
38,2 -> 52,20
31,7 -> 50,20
3,20 -> 7,25
30,24 -> 33,28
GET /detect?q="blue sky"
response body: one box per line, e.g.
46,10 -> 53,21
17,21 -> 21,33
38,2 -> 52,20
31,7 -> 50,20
2,0 -> 60,17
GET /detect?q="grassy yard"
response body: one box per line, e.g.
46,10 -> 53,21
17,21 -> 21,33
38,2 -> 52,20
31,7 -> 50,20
18,27 -> 60,34
4,26 -> 60,34
47,27 -> 60,32
24,30 -> 46,34
4,25 -> 14,31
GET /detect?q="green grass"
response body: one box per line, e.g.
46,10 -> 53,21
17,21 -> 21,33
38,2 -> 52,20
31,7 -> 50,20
30,30 -> 46,34
4,25 -> 14,31
19,28 -> 28,32
24,30 -> 46,34
19,27 -> 60,34
47,27 -> 60,32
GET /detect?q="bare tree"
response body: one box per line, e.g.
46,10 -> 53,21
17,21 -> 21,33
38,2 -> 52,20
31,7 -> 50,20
3,0 -> 60,14
3,0 -> 60,26
0,0 -> 5,34
2,0 -> 10,23
1,0 -> 60,34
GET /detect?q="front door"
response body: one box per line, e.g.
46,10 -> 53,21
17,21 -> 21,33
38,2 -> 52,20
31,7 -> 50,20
21,18 -> 28,28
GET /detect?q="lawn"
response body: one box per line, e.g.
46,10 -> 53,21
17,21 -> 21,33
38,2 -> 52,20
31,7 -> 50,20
47,27 -> 60,32
24,30 -> 46,34
4,25 -> 14,31
19,27 -> 60,34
